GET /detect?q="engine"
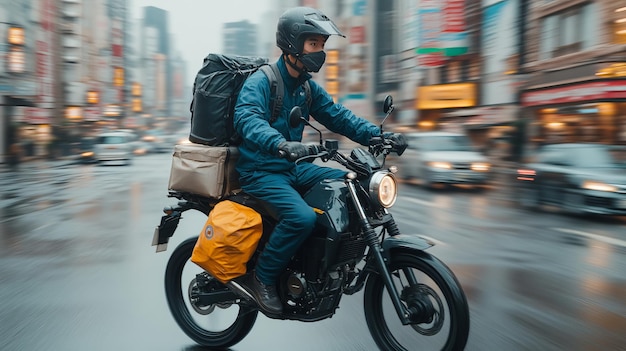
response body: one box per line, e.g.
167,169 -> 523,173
279,266 -> 349,321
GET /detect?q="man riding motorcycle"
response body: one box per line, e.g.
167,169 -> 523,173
233,6 -> 407,314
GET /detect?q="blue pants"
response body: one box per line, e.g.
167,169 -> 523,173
239,163 -> 347,285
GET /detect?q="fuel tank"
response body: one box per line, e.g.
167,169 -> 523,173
302,179 -> 350,241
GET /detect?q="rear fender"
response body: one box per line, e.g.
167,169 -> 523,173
152,211 -> 182,252
381,234 -> 434,260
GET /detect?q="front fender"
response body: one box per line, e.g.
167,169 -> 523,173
381,234 -> 434,259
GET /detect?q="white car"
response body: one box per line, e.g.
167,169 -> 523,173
398,131 -> 492,189
94,131 -> 135,165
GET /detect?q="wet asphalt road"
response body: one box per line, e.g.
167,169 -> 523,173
0,153 -> 625,351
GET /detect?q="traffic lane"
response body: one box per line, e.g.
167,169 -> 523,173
393,187 -> 626,351
2,154 -> 624,350
0,157 -> 381,351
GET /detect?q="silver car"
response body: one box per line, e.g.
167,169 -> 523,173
94,131 -> 135,165
398,131 -> 492,189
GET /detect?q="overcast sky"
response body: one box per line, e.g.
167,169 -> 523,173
130,0 -> 271,80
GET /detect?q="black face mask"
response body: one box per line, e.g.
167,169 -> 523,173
299,51 -> 326,73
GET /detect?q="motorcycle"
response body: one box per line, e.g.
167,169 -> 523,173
152,95 -> 470,350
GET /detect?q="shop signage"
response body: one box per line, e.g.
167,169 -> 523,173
416,83 -> 476,109
521,80 -> 626,107
418,53 -> 445,67
24,107 -> 51,124
84,106 -> 101,122
350,26 -> 365,44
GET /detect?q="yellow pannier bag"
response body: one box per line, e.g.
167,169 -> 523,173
191,200 -> 263,283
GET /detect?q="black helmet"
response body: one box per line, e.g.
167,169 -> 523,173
276,7 -> 345,56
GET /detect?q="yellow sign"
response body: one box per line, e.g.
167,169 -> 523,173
114,67 -> 124,87
416,83 -> 476,110
132,98 -> 142,112
327,50 -> 339,64
8,27 -> 25,45
65,106 -> 83,120
326,65 -> 339,80
326,80 -> 339,96
132,82 -> 142,96
87,91 -> 99,104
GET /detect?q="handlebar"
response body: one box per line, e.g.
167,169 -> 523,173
277,144 -> 328,161
277,135 -> 401,173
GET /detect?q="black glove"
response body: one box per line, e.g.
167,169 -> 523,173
384,132 -> 408,156
278,141 -> 308,162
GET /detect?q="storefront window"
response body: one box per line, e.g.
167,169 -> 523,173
537,103 -> 621,145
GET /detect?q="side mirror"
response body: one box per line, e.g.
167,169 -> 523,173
289,106 -> 304,128
289,105 -> 323,145
383,95 -> 393,114
380,95 -> 394,133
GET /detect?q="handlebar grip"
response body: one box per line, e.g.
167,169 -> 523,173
369,136 -> 385,146
307,144 -> 325,155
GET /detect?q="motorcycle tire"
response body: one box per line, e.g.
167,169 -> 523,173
364,249 -> 470,351
164,237 -> 258,348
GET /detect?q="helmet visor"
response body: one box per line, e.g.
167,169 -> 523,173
307,17 -> 345,37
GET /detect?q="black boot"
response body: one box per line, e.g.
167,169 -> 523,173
244,273 -> 283,314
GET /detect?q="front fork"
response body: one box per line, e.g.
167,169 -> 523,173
346,180 -> 414,325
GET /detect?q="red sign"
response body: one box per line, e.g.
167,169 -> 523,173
443,0 -> 465,33
40,0 -> 54,31
84,107 -> 101,122
112,44 -> 123,57
300,0 -> 317,7
418,53 -> 445,67
521,80 -> 626,107
350,26 -> 365,44
25,107 -> 51,124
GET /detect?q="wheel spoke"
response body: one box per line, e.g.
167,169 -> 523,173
363,251 -> 469,351
164,237 -> 257,348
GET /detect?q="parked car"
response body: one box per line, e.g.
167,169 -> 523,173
94,131 -> 135,165
515,143 -> 626,215
398,131 -> 492,189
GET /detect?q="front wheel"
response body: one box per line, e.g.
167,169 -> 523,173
364,250 -> 470,351
164,237 -> 258,348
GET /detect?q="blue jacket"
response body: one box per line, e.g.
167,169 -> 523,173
233,57 -> 380,173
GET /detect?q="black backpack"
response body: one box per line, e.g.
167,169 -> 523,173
189,53 -> 312,147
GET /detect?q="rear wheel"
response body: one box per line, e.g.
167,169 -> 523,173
164,237 -> 258,348
364,250 -> 470,351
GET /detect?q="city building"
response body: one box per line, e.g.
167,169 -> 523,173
140,6 -> 172,129
521,0 -> 626,149
1,0 -> 50,162
222,20 -> 258,57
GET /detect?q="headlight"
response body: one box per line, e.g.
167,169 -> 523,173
369,172 -> 397,208
582,180 -> 617,192
81,151 -> 94,157
471,162 -> 490,172
427,161 -> 452,169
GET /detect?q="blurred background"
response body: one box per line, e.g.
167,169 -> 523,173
1,2 -> 626,351
1,0 -> 626,164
